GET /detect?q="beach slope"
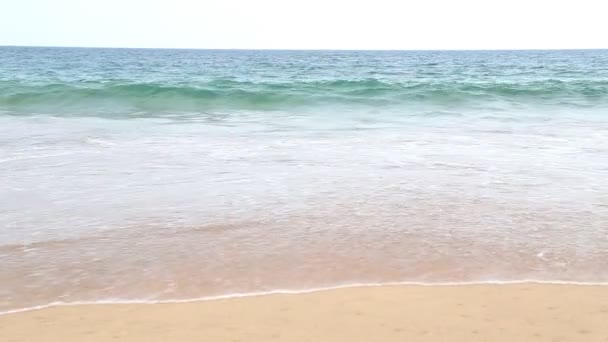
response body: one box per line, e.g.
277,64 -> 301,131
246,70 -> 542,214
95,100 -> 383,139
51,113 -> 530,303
1,284 -> 607,342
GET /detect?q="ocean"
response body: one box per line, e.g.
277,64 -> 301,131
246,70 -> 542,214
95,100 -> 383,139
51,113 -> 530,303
1,47 -> 607,313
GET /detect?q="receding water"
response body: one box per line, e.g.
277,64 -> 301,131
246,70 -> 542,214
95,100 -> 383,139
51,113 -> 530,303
1,47 -> 607,313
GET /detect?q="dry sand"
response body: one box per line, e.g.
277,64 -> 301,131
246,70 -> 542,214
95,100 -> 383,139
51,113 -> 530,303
1,284 -> 608,342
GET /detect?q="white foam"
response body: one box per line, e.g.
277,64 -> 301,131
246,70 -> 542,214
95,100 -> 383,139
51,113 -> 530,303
2,279 -> 607,316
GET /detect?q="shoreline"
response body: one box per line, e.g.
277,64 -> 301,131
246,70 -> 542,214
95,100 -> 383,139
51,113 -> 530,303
2,283 -> 608,341
3,280 -> 608,316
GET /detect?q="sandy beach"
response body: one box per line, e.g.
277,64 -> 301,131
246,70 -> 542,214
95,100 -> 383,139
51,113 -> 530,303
2,284 -> 607,342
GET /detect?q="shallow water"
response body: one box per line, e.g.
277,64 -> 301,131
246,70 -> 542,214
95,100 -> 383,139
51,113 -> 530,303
1,47 -> 607,312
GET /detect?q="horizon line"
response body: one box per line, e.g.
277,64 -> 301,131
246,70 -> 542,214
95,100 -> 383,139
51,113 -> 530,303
2,44 -> 608,52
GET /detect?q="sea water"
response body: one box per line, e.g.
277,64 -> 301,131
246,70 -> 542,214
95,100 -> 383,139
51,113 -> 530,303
1,47 -> 607,312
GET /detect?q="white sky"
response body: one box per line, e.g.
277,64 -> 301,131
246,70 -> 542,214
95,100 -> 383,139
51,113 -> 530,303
1,0 -> 606,50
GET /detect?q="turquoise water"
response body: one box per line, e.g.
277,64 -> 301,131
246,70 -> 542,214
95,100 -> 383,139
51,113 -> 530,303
2,48 -> 608,116
1,47 -> 607,312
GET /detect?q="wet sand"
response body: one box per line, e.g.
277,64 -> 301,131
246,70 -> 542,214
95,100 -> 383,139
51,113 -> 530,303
1,284 -> 607,342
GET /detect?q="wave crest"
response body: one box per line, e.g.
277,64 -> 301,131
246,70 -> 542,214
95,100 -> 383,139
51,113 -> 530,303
1,79 -> 607,116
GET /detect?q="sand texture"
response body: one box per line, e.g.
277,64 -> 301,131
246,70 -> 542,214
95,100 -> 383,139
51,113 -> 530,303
2,284 -> 608,342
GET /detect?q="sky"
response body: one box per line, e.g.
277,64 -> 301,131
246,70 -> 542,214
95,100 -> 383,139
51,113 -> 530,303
1,0 -> 607,50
